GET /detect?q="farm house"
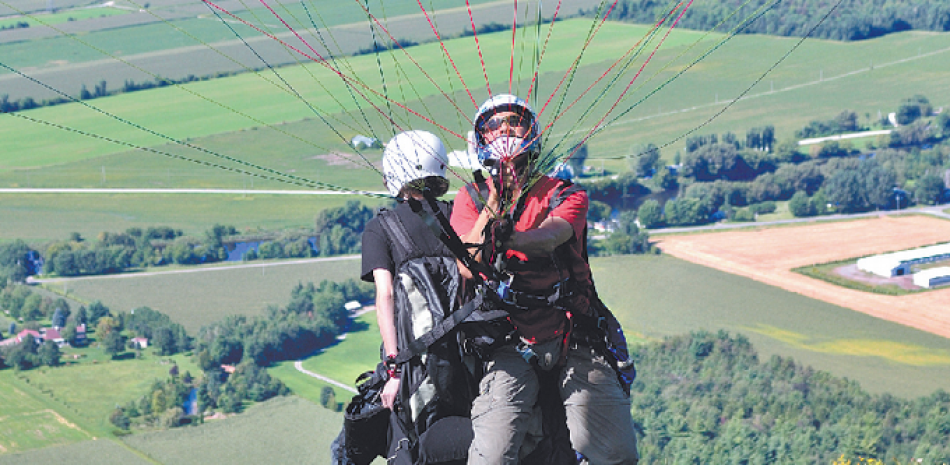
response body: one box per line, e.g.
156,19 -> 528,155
857,243 -> 950,277
913,267 -> 950,288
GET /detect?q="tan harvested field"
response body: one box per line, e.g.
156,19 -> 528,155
656,215 -> 950,339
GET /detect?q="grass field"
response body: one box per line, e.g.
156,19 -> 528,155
0,0 -> 502,73
0,371 -> 92,454
3,24 -> 948,193
589,254 -> 950,398
299,313 -> 380,387
275,253 -> 950,402
0,437 -> 150,465
0,6 -> 130,28
121,395 -> 341,464
0,193 -> 385,244
15,351 -> 200,434
40,256 -> 362,333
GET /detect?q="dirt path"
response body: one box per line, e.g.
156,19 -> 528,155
656,215 -> 950,339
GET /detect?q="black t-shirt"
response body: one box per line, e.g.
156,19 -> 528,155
360,200 -> 455,282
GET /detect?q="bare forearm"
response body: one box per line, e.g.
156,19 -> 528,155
506,217 -> 573,258
373,270 -> 398,357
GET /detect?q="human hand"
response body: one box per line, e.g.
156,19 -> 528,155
381,376 -> 401,410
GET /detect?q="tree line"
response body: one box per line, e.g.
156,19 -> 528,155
622,95 -> 949,229
600,0 -> 950,41
631,331 -> 950,463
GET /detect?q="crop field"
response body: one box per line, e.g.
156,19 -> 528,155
655,215 -> 950,340
0,372 -> 92,455
3,25 -> 949,193
121,395 -> 341,464
0,192 -> 384,244
0,0 -> 506,74
592,253 -> 950,398
0,6 -> 130,28
0,437 -> 149,465
40,256 -> 362,333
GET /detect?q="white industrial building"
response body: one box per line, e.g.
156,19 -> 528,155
913,267 -> 950,288
857,243 -> 950,277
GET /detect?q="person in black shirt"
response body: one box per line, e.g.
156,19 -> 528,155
361,129 -> 454,408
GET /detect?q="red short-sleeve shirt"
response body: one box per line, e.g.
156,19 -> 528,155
451,176 -> 592,342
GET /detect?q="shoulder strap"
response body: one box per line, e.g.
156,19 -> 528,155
465,181 -> 490,213
548,180 -> 583,213
376,209 -> 422,266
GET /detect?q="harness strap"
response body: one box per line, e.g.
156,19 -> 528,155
375,208 -> 421,266
407,193 -> 503,283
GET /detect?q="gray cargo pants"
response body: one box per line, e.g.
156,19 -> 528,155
467,343 -> 639,465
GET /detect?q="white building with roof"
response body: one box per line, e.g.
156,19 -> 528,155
857,243 -> 950,278
913,267 -> 950,288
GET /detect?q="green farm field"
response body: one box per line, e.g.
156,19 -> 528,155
282,254 -> 950,402
0,193 -> 386,244
0,436 -> 150,465
14,351 -> 200,434
0,6 -> 130,29
121,395 -> 340,464
0,0 -> 503,73
3,23 -> 949,191
0,371 -> 93,455
40,256 -> 362,333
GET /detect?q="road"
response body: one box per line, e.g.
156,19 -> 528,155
294,360 -> 358,395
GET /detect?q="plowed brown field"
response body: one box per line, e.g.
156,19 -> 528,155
656,215 -> 950,339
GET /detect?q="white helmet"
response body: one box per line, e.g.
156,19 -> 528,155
472,94 -> 541,167
382,130 -> 448,197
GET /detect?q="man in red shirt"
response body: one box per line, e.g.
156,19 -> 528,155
451,95 -> 639,464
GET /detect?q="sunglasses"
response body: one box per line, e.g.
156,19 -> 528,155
481,113 -> 533,132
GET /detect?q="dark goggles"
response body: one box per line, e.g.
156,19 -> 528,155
481,113 -> 533,133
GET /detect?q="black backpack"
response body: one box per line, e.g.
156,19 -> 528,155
377,206 -> 480,464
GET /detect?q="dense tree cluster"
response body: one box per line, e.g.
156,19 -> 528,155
111,369 -> 204,430
196,362 -> 289,415
0,240 -> 40,284
0,284 -> 71,323
314,201 -> 374,256
125,306 -> 192,356
590,210 -> 656,256
635,96 -> 948,227
632,331 -> 950,463
797,111 -> 863,139
601,0 -> 950,41
579,172 -> 651,209
193,279 -> 372,369
40,224 -> 320,277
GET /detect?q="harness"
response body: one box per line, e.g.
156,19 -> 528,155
462,177 -> 637,393
463,177 -> 586,313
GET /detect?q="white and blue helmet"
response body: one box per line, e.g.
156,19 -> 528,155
382,130 -> 448,197
472,94 -> 541,167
